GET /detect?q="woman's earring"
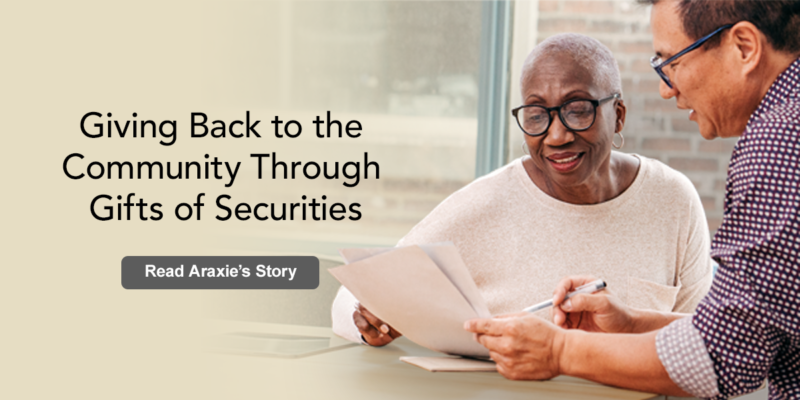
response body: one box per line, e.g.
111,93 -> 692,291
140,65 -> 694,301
612,131 -> 624,149
521,142 -> 530,155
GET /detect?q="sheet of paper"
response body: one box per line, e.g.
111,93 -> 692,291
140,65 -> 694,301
418,244 -> 491,318
338,243 -> 490,318
338,242 -> 451,264
400,356 -> 497,372
329,245 -> 490,358
338,246 -> 395,264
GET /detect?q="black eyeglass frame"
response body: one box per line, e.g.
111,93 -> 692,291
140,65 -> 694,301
649,24 -> 734,89
511,93 -> 621,137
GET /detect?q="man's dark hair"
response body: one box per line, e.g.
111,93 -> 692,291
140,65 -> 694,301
640,0 -> 800,53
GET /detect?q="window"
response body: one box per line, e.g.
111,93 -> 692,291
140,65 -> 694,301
210,1 -> 490,253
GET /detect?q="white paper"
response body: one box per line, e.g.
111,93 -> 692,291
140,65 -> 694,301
338,243 -> 490,318
400,356 -> 497,372
330,245 -> 490,358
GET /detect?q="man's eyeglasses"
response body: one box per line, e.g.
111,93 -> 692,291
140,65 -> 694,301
511,94 -> 620,137
650,24 -> 733,89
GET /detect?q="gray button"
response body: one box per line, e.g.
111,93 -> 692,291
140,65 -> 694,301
121,256 -> 319,289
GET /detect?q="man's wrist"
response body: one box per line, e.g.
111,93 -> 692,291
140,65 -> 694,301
628,307 -> 646,333
555,329 -> 581,377
629,309 -> 688,333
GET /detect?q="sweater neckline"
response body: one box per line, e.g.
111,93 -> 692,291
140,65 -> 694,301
512,154 -> 648,215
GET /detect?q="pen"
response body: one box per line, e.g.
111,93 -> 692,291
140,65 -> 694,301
523,279 -> 607,313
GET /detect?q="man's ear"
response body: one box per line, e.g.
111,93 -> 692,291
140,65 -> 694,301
728,21 -> 764,76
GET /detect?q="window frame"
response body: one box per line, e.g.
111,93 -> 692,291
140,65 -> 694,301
475,0 -> 514,178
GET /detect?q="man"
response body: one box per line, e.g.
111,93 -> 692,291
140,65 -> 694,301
465,0 -> 800,398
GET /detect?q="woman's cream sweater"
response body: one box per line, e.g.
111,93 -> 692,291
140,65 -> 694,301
332,155 -> 714,343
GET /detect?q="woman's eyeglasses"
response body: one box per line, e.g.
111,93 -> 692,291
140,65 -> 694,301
511,94 -> 620,137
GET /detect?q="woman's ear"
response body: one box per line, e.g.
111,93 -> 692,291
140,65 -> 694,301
615,99 -> 627,133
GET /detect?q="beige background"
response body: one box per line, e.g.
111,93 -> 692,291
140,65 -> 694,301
1,1 -> 485,398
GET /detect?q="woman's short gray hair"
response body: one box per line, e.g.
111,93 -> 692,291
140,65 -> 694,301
522,33 -> 622,97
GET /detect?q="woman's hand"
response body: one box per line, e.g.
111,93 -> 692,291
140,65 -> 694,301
551,275 -> 636,334
353,303 -> 402,346
464,315 -> 564,381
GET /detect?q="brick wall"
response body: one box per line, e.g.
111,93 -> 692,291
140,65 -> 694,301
531,0 -> 737,233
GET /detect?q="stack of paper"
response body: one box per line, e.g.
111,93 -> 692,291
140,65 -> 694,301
329,243 -> 491,358
400,356 -> 497,372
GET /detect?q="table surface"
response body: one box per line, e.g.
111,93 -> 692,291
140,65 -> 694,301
201,319 -> 680,400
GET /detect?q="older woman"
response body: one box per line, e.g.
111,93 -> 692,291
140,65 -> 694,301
332,33 -> 713,346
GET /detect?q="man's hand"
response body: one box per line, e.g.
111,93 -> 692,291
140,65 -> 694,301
551,275 -> 635,334
353,303 -> 401,346
464,315 -> 564,381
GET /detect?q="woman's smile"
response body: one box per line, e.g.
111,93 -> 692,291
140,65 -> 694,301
546,151 -> 585,172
